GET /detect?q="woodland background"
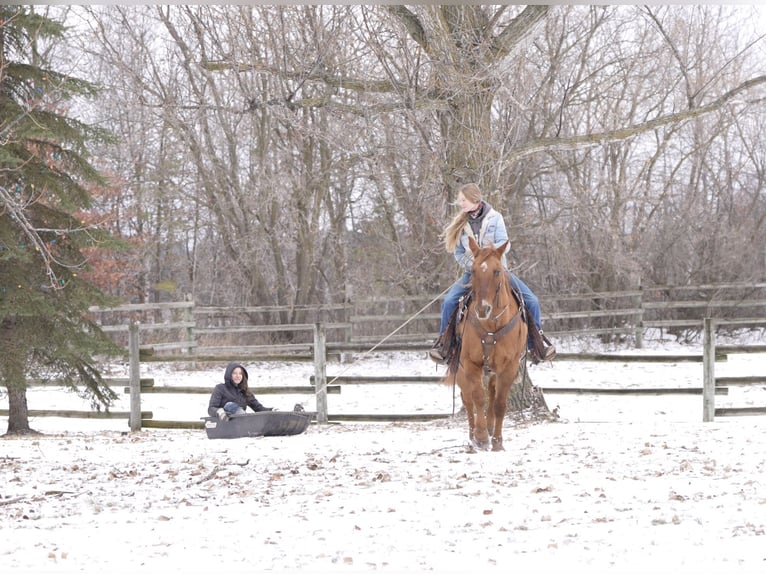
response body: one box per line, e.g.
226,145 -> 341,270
8,4 -> 766,312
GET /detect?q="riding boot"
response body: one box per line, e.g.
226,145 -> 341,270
428,338 -> 447,364
430,302 -> 461,365
538,330 -> 557,362
528,318 -> 556,364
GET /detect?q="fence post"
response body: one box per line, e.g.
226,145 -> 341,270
314,322 -> 328,423
634,277 -> 644,349
128,321 -> 142,431
342,283 -> 353,363
702,318 -> 716,422
184,293 -> 195,356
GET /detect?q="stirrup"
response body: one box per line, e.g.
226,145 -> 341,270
428,344 -> 447,364
428,339 -> 447,365
529,344 -> 556,365
541,345 -> 556,362
537,330 -> 556,363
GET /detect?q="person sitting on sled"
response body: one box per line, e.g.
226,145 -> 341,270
208,362 -> 274,421
429,182 -> 556,365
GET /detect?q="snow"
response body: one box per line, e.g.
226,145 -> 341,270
2,330 -> 765,573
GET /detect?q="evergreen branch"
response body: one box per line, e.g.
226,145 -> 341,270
1,184 -> 94,289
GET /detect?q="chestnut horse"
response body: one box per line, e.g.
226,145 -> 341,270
448,236 -> 528,451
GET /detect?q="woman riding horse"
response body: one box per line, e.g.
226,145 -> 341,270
430,182 -> 555,365
450,236 -> 528,451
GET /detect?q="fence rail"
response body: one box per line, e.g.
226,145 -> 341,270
702,317 -> 766,420
11,282 -> 762,429
13,339 -> 762,428
86,281 -> 766,361
16,335 -> 760,428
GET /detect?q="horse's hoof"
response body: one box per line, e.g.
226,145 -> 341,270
491,438 -> 504,452
473,439 -> 490,451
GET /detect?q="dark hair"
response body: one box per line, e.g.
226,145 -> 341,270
241,378 -> 256,402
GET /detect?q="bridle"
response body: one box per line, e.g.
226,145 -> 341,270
467,269 -> 523,379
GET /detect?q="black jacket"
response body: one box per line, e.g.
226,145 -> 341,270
207,362 -> 271,417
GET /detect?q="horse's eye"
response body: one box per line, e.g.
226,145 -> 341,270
494,269 -> 500,278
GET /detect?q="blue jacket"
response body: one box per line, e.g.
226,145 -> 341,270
454,202 -> 509,272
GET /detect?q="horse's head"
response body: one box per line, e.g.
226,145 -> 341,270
468,236 -> 510,321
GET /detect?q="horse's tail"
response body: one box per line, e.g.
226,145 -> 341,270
440,337 -> 462,382
439,297 -> 466,381
441,362 -> 459,387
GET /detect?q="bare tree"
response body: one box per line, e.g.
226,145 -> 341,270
73,5 -> 766,334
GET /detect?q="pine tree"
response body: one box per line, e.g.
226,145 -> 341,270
0,6 -> 122,434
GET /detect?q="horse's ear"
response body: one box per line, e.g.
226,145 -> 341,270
496,240 -> 509,258
468,235 -> 480,256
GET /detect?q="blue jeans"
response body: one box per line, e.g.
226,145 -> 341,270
438,271 -> 542,350
223,402 -> 245,415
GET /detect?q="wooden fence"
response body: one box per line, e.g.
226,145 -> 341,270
87,281 -> 766,362
13,320 -> 764,430
702,317 -> 766,421
7,282 -> 764,429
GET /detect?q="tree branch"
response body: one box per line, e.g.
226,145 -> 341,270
507,74 -> 766,162
385,5 -> 429,52
201,59 -> 406,94
491,5 -> 550,60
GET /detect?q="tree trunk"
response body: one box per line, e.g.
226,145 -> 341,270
1,319 -> 34,434
5,382 -> 33,434
440,87 -> 496,202
508,364 -> 560,422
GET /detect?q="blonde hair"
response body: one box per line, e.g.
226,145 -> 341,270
443,183 -> 482,253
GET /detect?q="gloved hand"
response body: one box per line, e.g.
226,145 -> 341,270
216,408 -> 230,422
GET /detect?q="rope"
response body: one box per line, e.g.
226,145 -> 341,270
324,284 -> 451,387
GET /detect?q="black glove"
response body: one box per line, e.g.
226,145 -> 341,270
216,408 -> 230,422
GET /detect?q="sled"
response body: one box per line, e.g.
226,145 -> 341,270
202,410 -> 313,439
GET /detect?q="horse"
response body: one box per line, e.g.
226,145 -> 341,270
447,236 -> 528,452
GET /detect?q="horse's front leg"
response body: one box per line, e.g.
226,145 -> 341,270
459,359 -> 489,451
463,394 -> 475,443
486,376 -> 497,445
490,371 -> 516,452
490,399 -> 507,451
469,382 -> 490,450
457,388 -> 476,446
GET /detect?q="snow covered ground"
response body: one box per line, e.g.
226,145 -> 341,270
1,330 -> 765,572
